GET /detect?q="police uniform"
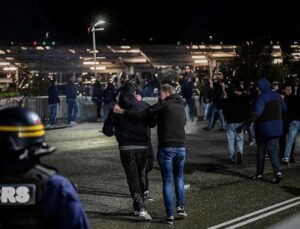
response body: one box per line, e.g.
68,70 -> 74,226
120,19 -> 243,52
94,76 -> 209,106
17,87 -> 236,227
0,107 -> 90,229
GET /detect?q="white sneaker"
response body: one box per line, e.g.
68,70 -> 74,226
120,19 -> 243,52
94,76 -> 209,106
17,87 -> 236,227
70,121 -> 78,126
184,184 -> 191,190
138,208 -> 152,220
45,124 -> 52,129
177,207 -> 187,218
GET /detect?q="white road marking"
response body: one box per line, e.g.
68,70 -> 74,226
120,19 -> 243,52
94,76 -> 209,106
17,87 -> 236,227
225,201 -> 300,229
207,197 -> 300,229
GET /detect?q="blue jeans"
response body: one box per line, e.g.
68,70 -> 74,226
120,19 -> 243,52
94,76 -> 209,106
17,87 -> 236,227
157,147 -> 186,217
284,120 -> 300,159
246,122 -> 255,142
227,123 -> 244,160
203,102 -> 212,120
256,138 -> 281,176
208,104 -> 225,129
184,98 -> 195,122
67,98 -> 78,123
103,102 -> 115,121
48,104 -> 58,125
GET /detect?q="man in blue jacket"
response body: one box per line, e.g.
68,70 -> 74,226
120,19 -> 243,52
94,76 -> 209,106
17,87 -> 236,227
250,78 -> 286,183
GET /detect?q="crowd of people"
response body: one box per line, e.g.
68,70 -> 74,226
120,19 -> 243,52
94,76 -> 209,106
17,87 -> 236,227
1,71 -> 299,227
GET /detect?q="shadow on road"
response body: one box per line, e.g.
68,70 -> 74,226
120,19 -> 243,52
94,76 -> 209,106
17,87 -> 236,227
78,187 -> 131,198
184,161 -> 253,180
86,211 -> 163,224
281,186 -> 300,196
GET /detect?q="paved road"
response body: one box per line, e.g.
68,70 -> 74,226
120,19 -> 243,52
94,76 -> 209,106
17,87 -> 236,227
44,121 -> 300,229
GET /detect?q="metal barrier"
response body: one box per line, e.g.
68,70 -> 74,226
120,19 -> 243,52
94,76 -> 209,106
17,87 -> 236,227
0,96 -> 202,123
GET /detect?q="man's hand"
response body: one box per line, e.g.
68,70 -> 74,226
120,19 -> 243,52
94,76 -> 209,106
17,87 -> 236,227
113,104 -> 124,114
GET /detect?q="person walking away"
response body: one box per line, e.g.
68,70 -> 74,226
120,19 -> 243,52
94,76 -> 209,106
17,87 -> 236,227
92,79 -> 103,122
242,78 -> 286,183
102,82 -> 154,220
222,84 -> 250,164
102,82 -> 117,121
65,76 -> 79,126
113,84 -> 187,225
46,79 -> 60,128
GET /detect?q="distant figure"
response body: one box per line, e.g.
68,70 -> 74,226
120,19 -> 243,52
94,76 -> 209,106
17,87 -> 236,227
65,76 -> 78,126
92,79 -> 103,122
102,82 -> 117,121
181,77 -> 196,122
46,79 -> 60,128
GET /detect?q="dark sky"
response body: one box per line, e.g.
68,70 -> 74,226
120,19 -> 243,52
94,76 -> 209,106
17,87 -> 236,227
0,0 -> 299,45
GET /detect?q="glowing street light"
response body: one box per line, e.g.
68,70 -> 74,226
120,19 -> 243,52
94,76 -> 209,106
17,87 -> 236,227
91,20 -> 106,78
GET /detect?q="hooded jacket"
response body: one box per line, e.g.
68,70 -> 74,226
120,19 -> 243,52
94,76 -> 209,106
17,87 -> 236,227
251,78 -> 286,139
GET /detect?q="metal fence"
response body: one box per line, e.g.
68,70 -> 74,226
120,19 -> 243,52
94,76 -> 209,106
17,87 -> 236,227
0,96 -> 202,123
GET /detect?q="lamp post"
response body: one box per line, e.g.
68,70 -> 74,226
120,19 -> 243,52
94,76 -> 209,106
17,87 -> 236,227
92,20 -> 106,78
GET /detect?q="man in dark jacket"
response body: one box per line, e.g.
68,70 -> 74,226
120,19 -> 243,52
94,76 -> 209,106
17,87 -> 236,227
47,79 -> 60,128
65,76 -> 78,126
181,77 -> 195,122
102,82 -> 153,220
102,82 -> 117,121
113,84 -> 187,225
250,78 -> 286,183
92,79 -> 103,122
222,85 -> 250,164
199,79 -> 213,120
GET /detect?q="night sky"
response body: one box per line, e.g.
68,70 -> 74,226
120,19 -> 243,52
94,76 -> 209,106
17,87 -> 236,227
0,0 -> 299,45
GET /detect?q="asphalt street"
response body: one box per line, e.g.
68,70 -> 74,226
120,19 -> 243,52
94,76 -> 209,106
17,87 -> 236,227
44,121 -> 300,229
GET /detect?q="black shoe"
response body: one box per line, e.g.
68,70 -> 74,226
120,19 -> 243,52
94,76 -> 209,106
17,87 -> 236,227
236,152 -> 242,164
218,128 -> 225,132
203,127 -> 210,131
163,216 -> 174,225
273,172 -> 282,184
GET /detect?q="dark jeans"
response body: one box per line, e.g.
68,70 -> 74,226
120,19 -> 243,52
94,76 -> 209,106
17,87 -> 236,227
67,98 -> 78,123
184,98 -> 196,122
120,149 -> 148,211
256,137 -> 281,176
96,101 -> 102,119
145,144 -> 154,192
48,103 -> 58,125
157,147 -> 186,217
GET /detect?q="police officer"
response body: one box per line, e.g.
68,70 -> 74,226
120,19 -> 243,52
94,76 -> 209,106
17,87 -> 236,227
0,107 -> 90,229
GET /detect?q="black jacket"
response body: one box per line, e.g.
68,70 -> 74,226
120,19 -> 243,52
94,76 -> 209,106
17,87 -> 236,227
285,95 -> 300,122
65,82 -> 77,99
125,94 -> 186,148
222,92 -> 250,124
48,86 -> 60,105
103,95 -> 154,147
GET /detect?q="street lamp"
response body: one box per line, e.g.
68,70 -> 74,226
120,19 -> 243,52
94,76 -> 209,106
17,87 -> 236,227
92,20 -> 106,78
